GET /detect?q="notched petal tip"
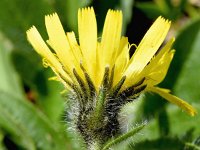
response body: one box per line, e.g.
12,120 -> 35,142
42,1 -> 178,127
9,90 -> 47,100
45,12 -> 58,19
78,7 -> 95,19
45,13 -> 60,28
26,26 -> 35,34
157,16 -> 171,25
107,9 -> 122,13
78,6 -> 94,13
26,26 -> 38,38
26,26 -> 45,51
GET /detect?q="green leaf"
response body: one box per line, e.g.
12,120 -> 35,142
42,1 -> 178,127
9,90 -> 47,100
153,17 -> 200,136
129,137 -> 184,150
0,91 -> 70,150
11,49 -> 42,87
163,17 -> 200,90
173,18 -> 200,102
0,36 -> 24,98
137,0 -> 189,20
36,70 -> 65,122
0,106 -> 36,150
185,142 -> 200,150
0,0 -> 54,52
136,2 -> 163,19
120,0 -> 134,34
168,16 -> 200,136
142,17 -> 200,134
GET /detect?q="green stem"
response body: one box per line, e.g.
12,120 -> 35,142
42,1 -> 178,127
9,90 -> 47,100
102,124 -> 146,150
185,143 -> 200,150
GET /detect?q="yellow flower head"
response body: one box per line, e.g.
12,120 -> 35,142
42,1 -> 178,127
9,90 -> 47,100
26,7 -> 196,116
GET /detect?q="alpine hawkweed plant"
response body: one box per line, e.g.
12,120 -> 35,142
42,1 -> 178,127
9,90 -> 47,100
26,7 -> 197,150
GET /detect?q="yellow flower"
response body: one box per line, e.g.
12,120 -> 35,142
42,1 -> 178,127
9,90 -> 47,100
26,7 -> 197,116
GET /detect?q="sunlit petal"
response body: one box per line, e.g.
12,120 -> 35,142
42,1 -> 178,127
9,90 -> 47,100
26,26 -> 72,87
45,13 -> 79,74
148,86 -> 197,116
78,7 -> 97,82
124,17 -> 171,83
101,10 -> 122,67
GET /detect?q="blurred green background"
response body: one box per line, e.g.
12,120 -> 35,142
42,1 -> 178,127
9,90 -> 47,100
0,0 -> 200,149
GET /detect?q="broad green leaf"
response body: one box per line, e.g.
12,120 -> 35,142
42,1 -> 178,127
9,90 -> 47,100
120,0 -> 134,34
163,17 -> 200,89
36,70 -> 65,122
141,17 -> 200,137
129,137 -> 184,150
136,2 -> 163,19
0,32 -> 35,150
0,107 -> 36,150
11,49 -> 42,86
137,0 -> 188,20
0,34 -> 24,98
167,105 -> 200,138
185,142 -> 200,150
10,46 -> 64,122
168,16 -> 200,136
174,18 -> 200,102
127,126 -> 199,150
0,0 -> 54,52
0,91 -> 71,150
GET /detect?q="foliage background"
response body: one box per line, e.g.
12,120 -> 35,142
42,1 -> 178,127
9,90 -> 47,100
0,0 -> 200,149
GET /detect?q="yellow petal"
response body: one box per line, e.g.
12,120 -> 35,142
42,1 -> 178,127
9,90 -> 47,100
66,31 -> 84,77
78,7 -> 97,81
26,26 -> 72,83
148,86 -> 197,116
45,13 -> 79,74
95,42 -> 104,88
26,26 -> 62,73
66,31 -> 82,63
145,38 -> 175,72
147,50 -> 174,85
101,9 -> 122,67
127,38 -> 174,87
118,36 -> 129,57
113,37 -> 129,86
144,38 -> 175,86
124,17 -> 171,82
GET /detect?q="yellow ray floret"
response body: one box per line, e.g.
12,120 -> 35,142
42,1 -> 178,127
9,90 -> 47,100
124,17 -> 171,85
148,87 -> 197,116
144,38 -> 175,86
78,7 -> 97,79
26,26 -> 71,82
45,13 -> 81,76
100,10 -> 122,67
